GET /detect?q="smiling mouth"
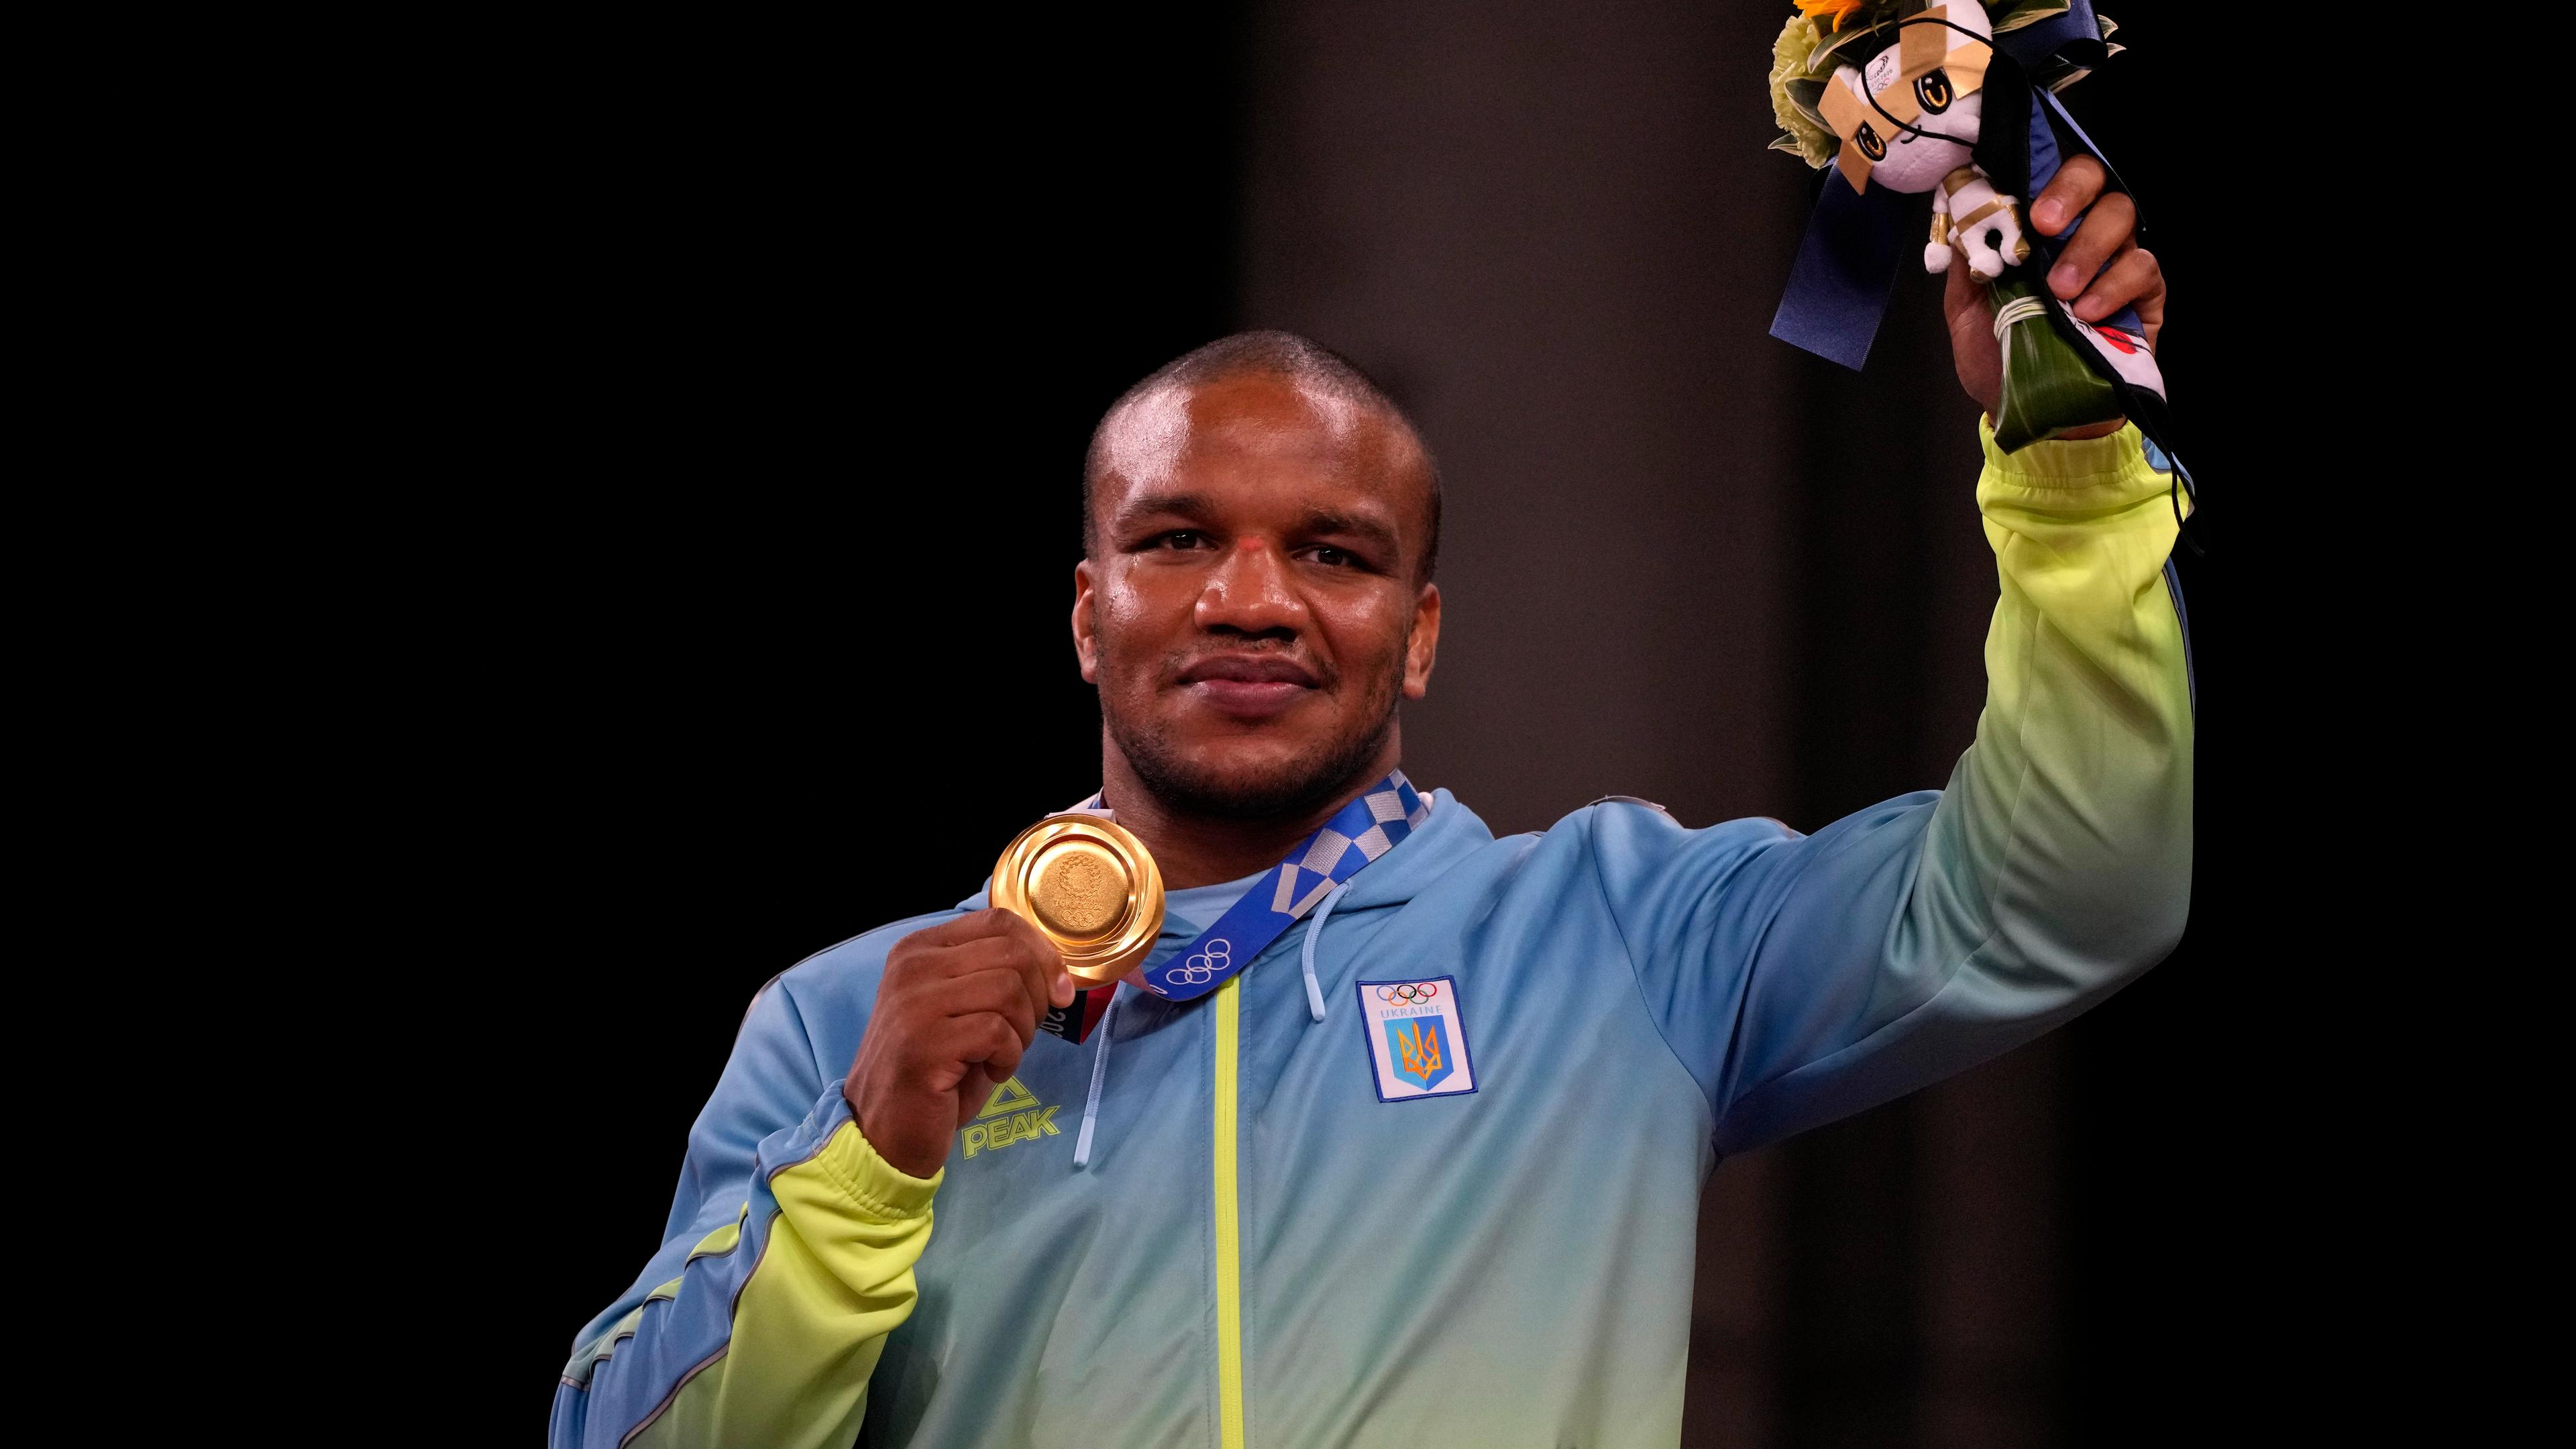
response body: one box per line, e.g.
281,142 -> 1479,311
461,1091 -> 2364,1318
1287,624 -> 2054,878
1177,656 -> 1321,720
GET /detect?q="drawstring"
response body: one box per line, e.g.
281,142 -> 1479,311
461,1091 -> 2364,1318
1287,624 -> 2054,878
1301,880 -> 1354,1023
1076,877 -> 1355,1169
1071,990 -> 1120,1171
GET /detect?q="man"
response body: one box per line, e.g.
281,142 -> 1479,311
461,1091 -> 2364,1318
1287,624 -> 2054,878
552,155 -> 2187,1449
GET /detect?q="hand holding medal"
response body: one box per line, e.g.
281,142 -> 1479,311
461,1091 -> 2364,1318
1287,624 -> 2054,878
843,906 -> 1078,1179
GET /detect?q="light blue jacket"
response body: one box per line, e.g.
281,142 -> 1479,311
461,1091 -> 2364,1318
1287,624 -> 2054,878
554,423 -> 2193,1448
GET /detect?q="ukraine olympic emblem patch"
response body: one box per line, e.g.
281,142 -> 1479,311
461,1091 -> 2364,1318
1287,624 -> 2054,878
1356,975 -> 1477,1102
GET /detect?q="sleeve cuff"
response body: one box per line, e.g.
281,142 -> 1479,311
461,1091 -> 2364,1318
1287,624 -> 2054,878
1978,417 -> 2161,490
813,1118 -> 944,1221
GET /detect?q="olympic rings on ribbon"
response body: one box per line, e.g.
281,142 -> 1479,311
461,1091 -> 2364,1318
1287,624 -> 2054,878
1165,938 -> 1231,986
1374,982 -> 1440,1004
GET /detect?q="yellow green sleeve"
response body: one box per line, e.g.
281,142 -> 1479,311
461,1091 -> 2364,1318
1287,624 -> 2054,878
1955,416 -> 2192,950
629,1120 -> 938,1449
555,1098 -> 940,1449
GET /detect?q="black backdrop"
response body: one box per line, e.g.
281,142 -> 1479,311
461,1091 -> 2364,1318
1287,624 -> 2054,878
398,6 -> 2316,1443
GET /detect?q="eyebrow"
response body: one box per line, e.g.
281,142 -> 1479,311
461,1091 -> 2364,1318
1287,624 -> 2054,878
1299,507 -> 1402,558
1112,492 -> 1405,559
1110,490 -> 1220,536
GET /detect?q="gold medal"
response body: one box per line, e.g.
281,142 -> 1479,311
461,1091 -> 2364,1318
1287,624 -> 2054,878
990,813 -> 1166,984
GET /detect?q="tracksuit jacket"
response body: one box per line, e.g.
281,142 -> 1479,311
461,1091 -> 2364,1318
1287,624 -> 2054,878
552,422 -> 2194,1448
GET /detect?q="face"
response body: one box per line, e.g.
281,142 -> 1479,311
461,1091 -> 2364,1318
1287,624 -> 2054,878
1075,374 -> 1441,819
1838,59 -> 1980,192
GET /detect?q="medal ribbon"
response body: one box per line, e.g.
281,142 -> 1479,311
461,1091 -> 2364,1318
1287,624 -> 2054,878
1038,770 -> 1427,1041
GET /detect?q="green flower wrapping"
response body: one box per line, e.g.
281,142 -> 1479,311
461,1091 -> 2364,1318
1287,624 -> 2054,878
1984,272 -> 2123,451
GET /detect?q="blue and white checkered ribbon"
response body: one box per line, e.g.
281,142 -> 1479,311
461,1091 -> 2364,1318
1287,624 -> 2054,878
1110,771 -> 1426,1002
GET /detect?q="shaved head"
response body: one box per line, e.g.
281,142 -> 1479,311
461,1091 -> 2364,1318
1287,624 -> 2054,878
1083,331 -> 1443,582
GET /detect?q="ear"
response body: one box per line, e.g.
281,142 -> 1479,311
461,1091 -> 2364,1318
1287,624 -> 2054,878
1073,559 -> 1100,683
1402,583 -> 1442,700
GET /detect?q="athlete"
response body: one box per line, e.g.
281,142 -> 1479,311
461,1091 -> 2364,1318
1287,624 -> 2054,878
552,154 -> 2188,1448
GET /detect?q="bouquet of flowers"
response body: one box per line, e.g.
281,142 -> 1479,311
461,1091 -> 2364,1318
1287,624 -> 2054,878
1762,0 -> 2163,454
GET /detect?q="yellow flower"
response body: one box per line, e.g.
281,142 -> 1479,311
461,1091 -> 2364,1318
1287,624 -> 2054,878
1768,13 -> 1836,168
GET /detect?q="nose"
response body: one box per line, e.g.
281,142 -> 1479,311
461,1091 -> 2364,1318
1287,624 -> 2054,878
1193,538 -> 1307,637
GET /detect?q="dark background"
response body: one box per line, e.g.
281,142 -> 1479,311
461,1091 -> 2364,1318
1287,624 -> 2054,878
394,5 -> 2314,1442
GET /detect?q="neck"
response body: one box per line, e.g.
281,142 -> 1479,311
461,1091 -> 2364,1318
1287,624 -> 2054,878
1098,732 -> 1403,890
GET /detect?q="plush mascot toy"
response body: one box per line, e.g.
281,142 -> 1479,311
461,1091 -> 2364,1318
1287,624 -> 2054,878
1811,2 -> 2025,279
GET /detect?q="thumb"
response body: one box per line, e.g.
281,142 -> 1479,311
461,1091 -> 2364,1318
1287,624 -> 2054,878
954,1065 -> 996,1128
1943,252 -> 2004,419
1942,250 -> 1988,330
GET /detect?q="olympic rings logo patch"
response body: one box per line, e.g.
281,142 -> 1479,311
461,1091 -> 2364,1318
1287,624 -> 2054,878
1357,974 -> 1474,1100
1167,938 -> 1231,985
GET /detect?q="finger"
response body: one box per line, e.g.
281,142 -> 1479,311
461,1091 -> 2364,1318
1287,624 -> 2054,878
2029,155 -> 2105,237
953,1065 -> 995,1129
892,971 -> 1036,1069
2072,245 -> 2162,325
904,928 -> 1055,1002
915,934 -> 1035,979
897,908 -> 1021,951
947,1012 -> 1026,1081
924,925 -> 1067,1019
929,968 -> 1040,1044
1943,245 -> 1984,324
984,906 -> 1076,1010
2044,190 -> 2134,301
2130,248 -> 2165,347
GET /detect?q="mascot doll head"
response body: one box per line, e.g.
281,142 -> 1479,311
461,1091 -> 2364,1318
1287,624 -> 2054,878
1809,2 -> 2026,278
1815,0 -> 1993,195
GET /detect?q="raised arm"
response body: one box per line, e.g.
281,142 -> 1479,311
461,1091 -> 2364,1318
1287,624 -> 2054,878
1595,417 -> 2190,1153
1595,158 -> 2190,1154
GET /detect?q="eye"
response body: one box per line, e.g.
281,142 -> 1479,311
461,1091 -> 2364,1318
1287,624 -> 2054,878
1152,531 -> 1211,551
1305,545 -> 1358,569
1915,69 -> 1952,113
1855,121 -> 1886,162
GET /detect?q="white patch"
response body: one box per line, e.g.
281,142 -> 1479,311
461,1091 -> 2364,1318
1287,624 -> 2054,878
1356,976 -> 1477,1102
1864,46 -> 1903,98
2054,298 -> 2167,400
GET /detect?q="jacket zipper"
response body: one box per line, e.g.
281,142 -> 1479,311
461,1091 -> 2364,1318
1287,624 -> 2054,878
1214,975 -> 1246,1448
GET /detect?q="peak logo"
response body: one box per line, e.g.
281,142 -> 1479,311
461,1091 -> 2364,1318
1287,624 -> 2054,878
960,1077 -> 1061,1159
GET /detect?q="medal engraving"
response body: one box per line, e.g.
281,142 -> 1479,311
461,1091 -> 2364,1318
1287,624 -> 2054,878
1033,845 -> 1120,936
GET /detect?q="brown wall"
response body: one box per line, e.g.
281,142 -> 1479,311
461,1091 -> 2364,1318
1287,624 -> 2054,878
1241,1 -> 1805,837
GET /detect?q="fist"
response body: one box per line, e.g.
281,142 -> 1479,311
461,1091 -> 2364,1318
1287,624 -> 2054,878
1945,154 -> 2167,429
844,908 -> 1076,1179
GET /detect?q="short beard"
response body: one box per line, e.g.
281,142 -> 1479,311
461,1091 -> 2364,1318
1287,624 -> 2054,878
1105,666 -> 1402,821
